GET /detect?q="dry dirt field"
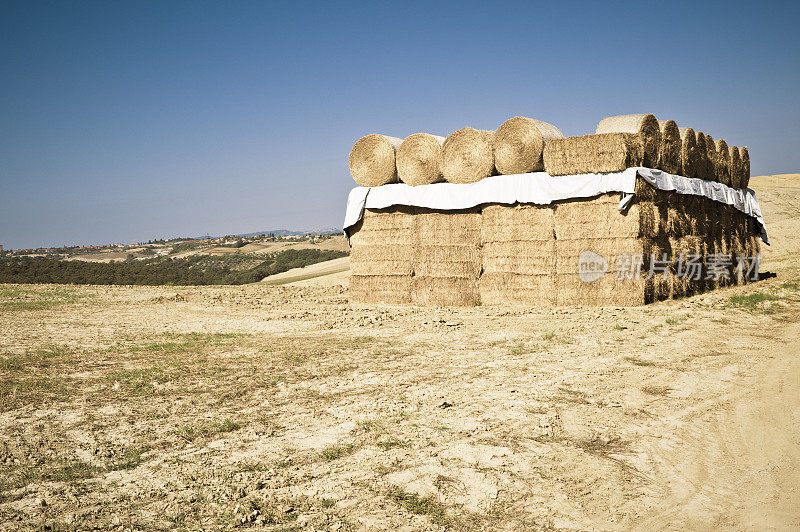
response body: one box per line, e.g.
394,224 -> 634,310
1,175 -> 799,531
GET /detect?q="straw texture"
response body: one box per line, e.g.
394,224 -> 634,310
729,146 -> 743,189
596,114 -> 661,167
695,132 -> 709,180
396,133 -> 446,186
676,127 -> 699,178
657,120 -> 681,174
349,134 -> 403,187
543,133 -> 644,176
494,117 -> 564,175
740,147 -> 751,188
714,139 -> 731,187
704,134 -> 717,182
441,127 -> 495,184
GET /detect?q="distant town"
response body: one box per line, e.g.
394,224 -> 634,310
0,230 -> 342,260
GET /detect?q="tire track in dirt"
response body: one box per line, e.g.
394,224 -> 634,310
632,320 -> 800,530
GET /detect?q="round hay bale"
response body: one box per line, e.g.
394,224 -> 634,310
740,147 -> 750,188
494,117 -> 564,175
657,119 -> 681,174
441,127 -> 495,183
348,134 -> 403,187
704,134 -> 717,182
677,127 -> 699,178
396,133 -> 446,186
695,132 -> 709,180
596,113 -> 661,168
714,139 -> 731,187
729,146 -> 743,189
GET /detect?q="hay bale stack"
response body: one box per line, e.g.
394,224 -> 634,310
596,114 -> 661,168
740,147 -> 751,188
349,134 -> 403,187
494,117 -> 564,175
729,146 -> 743,189
695,132 -> 709,180
396,133 -> 446,186
657,120 -> 681,174
543,133 -> 644,176
348,206 -> 415,304
441,127 -> 495,183
677,127 -> 699,178
480,204 -> 555,305
714,139 -> 732,187
411,208 -> 482,306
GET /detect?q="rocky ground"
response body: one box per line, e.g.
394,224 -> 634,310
1,174 -> 798,530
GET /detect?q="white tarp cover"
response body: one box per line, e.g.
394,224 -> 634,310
343,168 -> 768,244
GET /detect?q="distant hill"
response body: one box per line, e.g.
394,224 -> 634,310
235,228 -> 342,238
193,228 -> 342,239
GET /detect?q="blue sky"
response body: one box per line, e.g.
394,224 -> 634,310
1,0 -> 799,249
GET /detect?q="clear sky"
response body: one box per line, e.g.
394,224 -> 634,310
1,0 -> 799,249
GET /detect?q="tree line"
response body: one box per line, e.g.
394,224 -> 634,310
0,249 -> 347,286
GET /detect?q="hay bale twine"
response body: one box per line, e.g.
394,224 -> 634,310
494,116 -> 563,174
596,114 -> 661,168
349,134 -> 404,187
657,119 -> 681,174
729,146 -> 743,189
704,134 -> 717,182
396,133 -> 446,186
740,147 -> 751,188
441,127 -> 495,183
677,127 -> 699,178
695,132 -> 709,180
714,139 -> 731,187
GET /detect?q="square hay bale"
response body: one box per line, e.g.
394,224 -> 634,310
554,273 -> 651,306
348,206 -> 416,247
553,195 -> 660,240
482,240 -> 556,275
554,237 -> 645,275
543,133 -> 644,176
412,208 -> 482,306
349,244 -> 413,276
481,203 -> 555,242
411,277 -> 480,306
349,274 -> 413,305
413,245 -> 482,278
479,273 -> 555,305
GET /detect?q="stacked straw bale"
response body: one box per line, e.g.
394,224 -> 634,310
349,134 -> 404,187
348,114 -> 759,306
349,206 -> 482,306
596,114 -> 661,168
740,147 -> 751,189
348,180 -> 761,306
543,133 -> 644,175
704,134 -> 717,182
349,206 -> 415,303
714,139 -> 732,187
677,127 -> 699,178
695,132 -> 710,180
480,204 -> 556,304
441,127 -> 495,183
494,117 -> 564,175
657,120 -> 681,174
729,146 -> 743,189
412,208 -> 482,306
397,133 -> 446,186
